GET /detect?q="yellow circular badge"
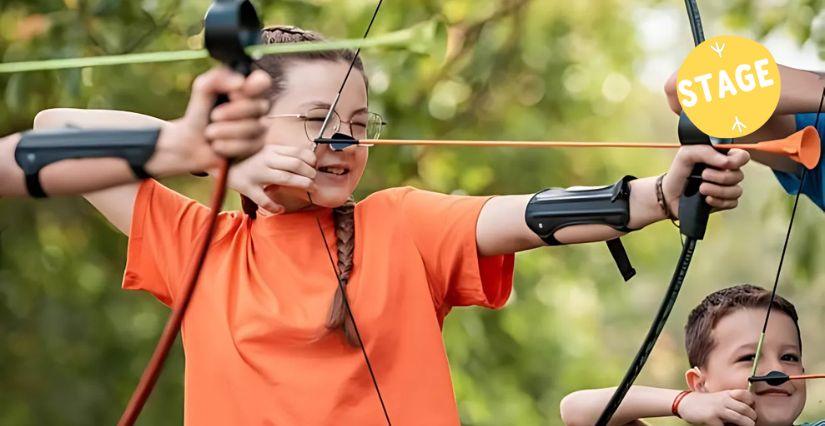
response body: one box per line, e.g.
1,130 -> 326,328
676,35 -> 780,138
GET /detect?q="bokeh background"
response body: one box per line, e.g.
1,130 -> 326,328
1,0 -> 824,424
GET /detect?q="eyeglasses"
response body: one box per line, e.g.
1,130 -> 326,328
267,107 -> 387,142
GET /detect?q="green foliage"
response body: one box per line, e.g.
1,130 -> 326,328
1,0 -> 824,424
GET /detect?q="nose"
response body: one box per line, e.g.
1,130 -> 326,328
338,121 -> 355,138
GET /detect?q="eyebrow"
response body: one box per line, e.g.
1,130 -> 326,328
297,101 -> 369,115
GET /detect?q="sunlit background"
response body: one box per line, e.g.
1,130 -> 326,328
1,0 -> 824,424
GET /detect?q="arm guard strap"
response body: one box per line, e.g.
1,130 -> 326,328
15,128 -> 160,198
525,175 -> 637,281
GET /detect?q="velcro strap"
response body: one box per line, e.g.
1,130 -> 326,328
607,238 -> 636,282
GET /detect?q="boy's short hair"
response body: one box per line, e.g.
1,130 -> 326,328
684,284 -> 801,368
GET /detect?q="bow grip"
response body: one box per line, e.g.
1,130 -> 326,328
677,112 -> 713,240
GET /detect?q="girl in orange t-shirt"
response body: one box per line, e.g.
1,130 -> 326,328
37,26 -> 749,425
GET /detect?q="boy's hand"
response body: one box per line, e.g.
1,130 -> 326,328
226,144 -> 318,214
662,145 -> 749,216
157,67 -> 271,173
664,70 -> 682,114
677,390 -> 756,426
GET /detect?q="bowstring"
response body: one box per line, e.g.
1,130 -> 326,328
749,85 -> 825,389
307,1 -> 392,424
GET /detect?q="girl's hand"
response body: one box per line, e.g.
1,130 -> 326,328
156,67 -> 271,173
662,145 -> 749,217
677,390 -> 756,426
226,144 -> 318,214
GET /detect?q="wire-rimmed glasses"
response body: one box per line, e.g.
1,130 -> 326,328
267,107 -> 386,142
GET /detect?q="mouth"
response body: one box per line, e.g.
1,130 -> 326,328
318,164 -> 350,176
756,388 -> 792,397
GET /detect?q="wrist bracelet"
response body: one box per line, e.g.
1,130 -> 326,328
671,390 -> 692,418
656,173 -> 679,222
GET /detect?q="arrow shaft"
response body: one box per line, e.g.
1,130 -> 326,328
789,374 -> 825,381
361,139 -> 758,151
361,139 -> 680,148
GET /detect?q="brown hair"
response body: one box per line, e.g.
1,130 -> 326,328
247,26 -> 365,346
684,284 -> 801,368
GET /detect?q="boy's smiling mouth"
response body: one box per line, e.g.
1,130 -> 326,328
755,388 -> 792,396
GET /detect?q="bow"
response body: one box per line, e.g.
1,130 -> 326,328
124,0 -> 395,424
117,1 -> 261,424
597,2 -> 824,424
595,1 -> 714,423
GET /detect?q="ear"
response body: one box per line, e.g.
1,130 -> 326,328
685,366 -> 707,392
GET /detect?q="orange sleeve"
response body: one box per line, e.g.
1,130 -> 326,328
122,179 -> 212,307
397,187 -> 514,313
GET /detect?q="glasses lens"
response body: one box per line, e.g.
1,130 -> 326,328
367,112 -> 385,139
304,108 -> 340,140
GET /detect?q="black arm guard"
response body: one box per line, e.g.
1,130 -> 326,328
15,127 -> 160,198
525,175 -> 637,281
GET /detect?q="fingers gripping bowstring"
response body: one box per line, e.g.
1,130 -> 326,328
749,86 -> 825,389
307,1 -> 392,424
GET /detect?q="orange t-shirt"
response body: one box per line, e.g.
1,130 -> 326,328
123,179 -> 514,425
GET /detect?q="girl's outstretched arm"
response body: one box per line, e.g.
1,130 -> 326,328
476,145 -> 748,256
31,68 -> 271,234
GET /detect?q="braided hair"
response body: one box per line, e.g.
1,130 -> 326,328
250,26 -> 365,346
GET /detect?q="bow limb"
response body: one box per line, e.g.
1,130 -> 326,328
595,1 -> 714,423
117,1 -> 261,424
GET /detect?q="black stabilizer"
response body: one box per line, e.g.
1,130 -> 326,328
677,113 -> 713,239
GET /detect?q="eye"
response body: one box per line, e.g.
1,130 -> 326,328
781,353 -> 800,362
736,353 -> 756,363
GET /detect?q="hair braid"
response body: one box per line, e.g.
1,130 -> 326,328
326,197 -> 359,346
243,25 -> 366,346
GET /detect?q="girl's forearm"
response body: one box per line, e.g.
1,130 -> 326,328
32,109 -> 202,181
476,177 -> 664,256
0,133 -> 26,196
0,111 -> 190,197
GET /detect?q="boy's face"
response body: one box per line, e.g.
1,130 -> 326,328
694,308 -> 805,426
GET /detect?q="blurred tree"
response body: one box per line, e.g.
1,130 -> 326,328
0,0 -> 823,424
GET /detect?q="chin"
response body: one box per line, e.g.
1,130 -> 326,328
755,397 -> 804,426
310,188 -> 352,208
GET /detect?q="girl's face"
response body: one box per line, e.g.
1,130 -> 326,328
262,59 -> 369,208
